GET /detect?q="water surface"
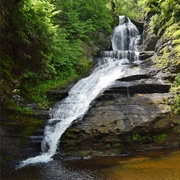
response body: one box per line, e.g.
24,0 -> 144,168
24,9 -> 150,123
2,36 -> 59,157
2,149 -> 180,180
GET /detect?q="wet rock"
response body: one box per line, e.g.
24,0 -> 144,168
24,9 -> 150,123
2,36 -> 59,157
139,51 -> 154,60
34,110 -> 50,119
46,83 -> 74,102
104,83 -> 170,95
128,83 -> 170,94
118,74 -> 150,81
46,91 -> 68,102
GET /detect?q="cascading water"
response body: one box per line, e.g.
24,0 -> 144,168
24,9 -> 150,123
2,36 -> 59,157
111,15 -> 141,51
18,15 -> 141,168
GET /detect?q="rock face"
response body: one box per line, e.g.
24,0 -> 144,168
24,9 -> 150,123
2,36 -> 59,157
59,61 -> 179,157
56,13 -> 180,158
141,12 -> 158,51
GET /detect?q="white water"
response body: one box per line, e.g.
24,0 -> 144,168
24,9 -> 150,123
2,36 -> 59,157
111,16 -> 140,51
18,15 -> 141,169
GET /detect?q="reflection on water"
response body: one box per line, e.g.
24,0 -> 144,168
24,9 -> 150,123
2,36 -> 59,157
2,149 -> 180,180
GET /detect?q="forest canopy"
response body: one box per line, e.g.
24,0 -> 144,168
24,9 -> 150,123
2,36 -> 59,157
0,0 -> 113,109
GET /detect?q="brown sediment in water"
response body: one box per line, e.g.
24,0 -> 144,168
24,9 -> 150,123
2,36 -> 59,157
65,149 -> 180,180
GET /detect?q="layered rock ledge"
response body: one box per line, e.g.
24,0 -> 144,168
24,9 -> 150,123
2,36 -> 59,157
58,61 -> 180,158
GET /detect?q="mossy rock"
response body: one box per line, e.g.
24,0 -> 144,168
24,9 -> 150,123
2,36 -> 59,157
104,143 -> 112,149
79,150 -> 92,157
104,137 -> 120,143
112,143 -> 122,148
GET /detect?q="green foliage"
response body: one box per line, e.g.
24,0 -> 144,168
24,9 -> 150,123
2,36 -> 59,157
1,0 -> 99,111
171,74 -> 180,114
129,131 -> 167,144
147,0 -> 180,35
152,22 -> 180,70
56,0 -> 112,35
0,52 -> 16,102
153,134 -> 167,143
145,1 -> 180,115
173,94 -> 180,114
5,99 -> 34,115
108,0 -> 149,21
105,143 -> 112,148
17,118 -> 43,143
173,74 -> 180,88
132,131 -> 141,141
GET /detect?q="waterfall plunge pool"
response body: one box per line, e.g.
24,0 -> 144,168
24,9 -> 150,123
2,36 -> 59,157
2,149 -> 180,180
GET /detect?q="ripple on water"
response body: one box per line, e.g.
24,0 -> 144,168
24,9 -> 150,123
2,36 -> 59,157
2,149 -> 180,180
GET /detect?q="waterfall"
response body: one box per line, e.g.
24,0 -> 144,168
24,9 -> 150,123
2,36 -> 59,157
111,15 -> 141,51
18,15 -> 141,168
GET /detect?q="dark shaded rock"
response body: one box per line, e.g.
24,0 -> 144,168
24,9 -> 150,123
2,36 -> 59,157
104,86 -> 128,95
105,76 -> 170,95
46,91 -> 68,102
131,20 -> 144,34
0,112 -> 45,174
34,110 -> 50,119
106,83 -> 170,95
128,83 -> 170,94
46,83 -> 74,102
118,74 -> 150,81
121,16 -> 129,24
142,30 -> 158,51
142,12 -> 158,51
139,51 -> 154,60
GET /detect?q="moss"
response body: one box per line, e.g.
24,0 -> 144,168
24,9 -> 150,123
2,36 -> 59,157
17,120 -> 42,143
2,117 -> 43,145
154,46 -> 170,68
172,93 -> 180,114
132,132 -> 141,141
62,140 -> 78,149
173,29 -> 180,38
170,73 -> 180,114
175,45 -> 180,57
4,99 -> 35,116
153,134 -> 167,143
127,131 -> 168,145
79,150 -> 91,157
63,128 -> 80,139
104,143 -> 112,149
104,137 -> 120,143
112,143 -> 121,148
152,22 -> 180,69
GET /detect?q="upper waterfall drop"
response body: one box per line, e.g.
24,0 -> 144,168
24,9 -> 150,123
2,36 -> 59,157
17,15 -> 142,169
111,15 -> 141,51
